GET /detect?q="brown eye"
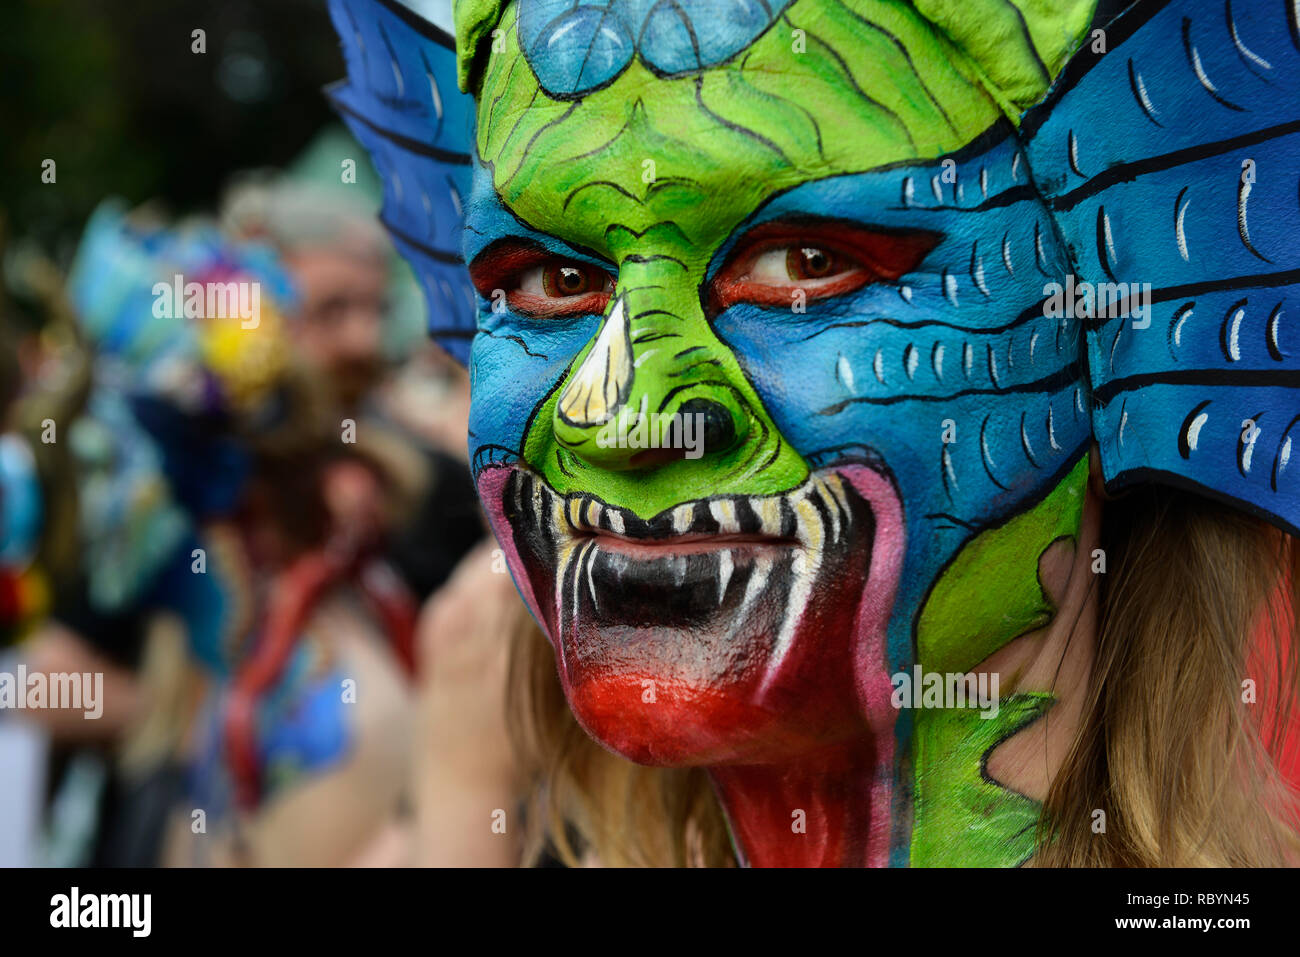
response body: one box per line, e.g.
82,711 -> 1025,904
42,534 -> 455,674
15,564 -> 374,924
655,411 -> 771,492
544,264 -> 602,297
707,221 -> 942,314
787,246 -> 836,280
469,247 -> 615,318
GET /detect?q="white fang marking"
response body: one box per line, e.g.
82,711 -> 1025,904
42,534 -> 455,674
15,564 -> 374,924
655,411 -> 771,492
756,497 -> 782,537
1102,210 -> 1118,270
943,445 -> 959,492
1176,192 -> 1192,262
586,545 -> 599,610
972,253 -> 989,296
427,67 -> 444,119
736,556 -> 771,637
1228,6 -> 1272,69
1228,307 -> 1244,361
1227,5 -> 1268,69
1242,424 -> 1260,473
838,354 -> 855,394
558,296 -> 631,426
709,499 -> 739,534
672,504 -> 694,534
812,484 -> 838,544
823,473 -> 851,515
1133,66 -> 1159,118
1187,411 -> 1209,452
1174,307 -> 1193,347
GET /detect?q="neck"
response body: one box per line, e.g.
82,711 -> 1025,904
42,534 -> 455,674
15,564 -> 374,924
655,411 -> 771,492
709,483 -> 1102,867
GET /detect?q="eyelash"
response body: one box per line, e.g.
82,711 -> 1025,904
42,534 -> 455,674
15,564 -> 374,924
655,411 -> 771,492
470,226 -> 939,319
470,246 -> 615,319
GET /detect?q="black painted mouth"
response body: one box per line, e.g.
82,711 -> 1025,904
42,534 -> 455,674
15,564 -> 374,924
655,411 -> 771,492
500,468 -> 875,682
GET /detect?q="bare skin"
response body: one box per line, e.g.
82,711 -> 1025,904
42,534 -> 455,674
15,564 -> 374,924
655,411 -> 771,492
410,540 -> 522,866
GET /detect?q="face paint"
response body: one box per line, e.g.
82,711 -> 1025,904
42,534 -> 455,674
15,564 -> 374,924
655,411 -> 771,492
328,0 -> 1300,866
459,0 -> 1096,868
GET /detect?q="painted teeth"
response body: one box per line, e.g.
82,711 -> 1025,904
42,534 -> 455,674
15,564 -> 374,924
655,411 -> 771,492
672,504 -> 694,535
506,465 -> 863,548
531,471 -> 859,548
709,499 -> 738,534
504,466 -> 870,676
755,497 -> 782,537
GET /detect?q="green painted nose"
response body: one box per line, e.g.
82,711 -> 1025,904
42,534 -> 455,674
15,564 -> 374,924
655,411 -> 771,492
552,295 -> 749,471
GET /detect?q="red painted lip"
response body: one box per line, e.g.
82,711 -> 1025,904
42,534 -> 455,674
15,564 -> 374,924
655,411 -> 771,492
584,532 -> 799,558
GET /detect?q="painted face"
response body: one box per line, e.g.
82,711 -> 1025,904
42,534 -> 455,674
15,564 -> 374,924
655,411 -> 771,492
330,0 -> 1300,866
464,0 -> 1092,777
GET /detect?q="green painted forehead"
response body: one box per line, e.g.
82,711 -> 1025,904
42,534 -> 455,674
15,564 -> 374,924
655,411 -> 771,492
465,0 -> 1094,260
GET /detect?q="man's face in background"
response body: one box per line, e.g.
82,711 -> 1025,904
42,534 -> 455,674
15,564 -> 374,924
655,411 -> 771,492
286,243 -> 389,410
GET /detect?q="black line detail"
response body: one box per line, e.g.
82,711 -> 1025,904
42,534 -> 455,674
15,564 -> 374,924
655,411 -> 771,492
383,217 -> 464,263
327,92 -> 472,165
1127,58 -> 1163,127
1095,368 -> 1300,406
1050,119 -> 1300,213
817,364 -> 1079,415
1178,399 -> 1213,458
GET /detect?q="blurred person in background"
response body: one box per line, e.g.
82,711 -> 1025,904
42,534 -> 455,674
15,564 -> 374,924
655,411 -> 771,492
220,172 -> 482,604
3,202 -> 440,866
218,173 -> 551,867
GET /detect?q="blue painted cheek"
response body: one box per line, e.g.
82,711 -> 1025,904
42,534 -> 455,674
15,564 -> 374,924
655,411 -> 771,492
705,132 -> 1093,530
468,307 -> 601,471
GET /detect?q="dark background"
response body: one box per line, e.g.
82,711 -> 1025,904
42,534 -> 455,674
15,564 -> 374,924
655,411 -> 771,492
0,0 -> 345,262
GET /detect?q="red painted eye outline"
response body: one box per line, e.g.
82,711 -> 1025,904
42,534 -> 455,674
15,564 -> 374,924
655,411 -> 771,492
707,220 -> 942,314
469,241 -> 615,319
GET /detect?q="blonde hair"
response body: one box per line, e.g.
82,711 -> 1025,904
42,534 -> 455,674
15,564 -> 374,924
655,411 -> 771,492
507,487 -> 1300,867
1034,486 -> 1300,866
505,593 -> 733,867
